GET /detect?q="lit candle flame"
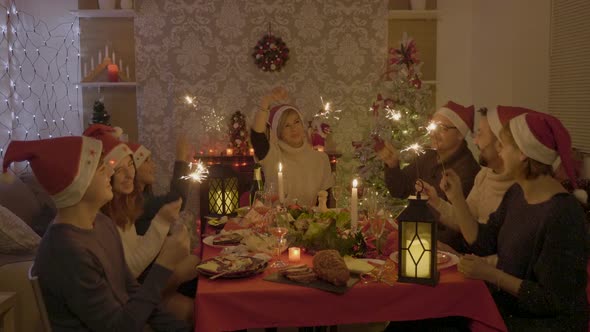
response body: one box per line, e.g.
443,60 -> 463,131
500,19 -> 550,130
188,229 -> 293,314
278,162 -> 282,172
352,179 -> 358,188
180,160 -> 209,182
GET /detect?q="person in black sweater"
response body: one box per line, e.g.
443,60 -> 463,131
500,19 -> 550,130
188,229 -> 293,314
2,136 -> 190,332
433,112 -> 589,331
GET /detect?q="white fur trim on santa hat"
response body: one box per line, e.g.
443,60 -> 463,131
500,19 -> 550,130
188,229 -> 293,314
105,143 -> 133,167
133,145 -> 151,168
51,137 -> 102,208
435,107 -> 470,137
509,114 -> 558,165
487,108 -> 503,139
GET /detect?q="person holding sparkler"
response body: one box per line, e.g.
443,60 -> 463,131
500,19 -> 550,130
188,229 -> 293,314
251,87 -> 334,206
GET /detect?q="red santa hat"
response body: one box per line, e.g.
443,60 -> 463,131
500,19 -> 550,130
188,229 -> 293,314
2,137 -> 103,208
267,104 -> 305,138
83,124 -> 132,167
509,112 -> 578,184
434,101 -> 475,137
487,105 -> 534,139
127,142 -> 151,168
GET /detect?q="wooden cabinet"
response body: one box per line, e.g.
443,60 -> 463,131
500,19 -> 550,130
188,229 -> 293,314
74,1 -> 137,141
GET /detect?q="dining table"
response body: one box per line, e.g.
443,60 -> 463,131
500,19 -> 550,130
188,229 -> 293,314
194,226 -> 508,332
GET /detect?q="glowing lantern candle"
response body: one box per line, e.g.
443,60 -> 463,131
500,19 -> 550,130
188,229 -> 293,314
226,148 -> 233,156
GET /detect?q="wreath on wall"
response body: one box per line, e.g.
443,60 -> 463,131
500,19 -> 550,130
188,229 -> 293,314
252,26 -> 290,72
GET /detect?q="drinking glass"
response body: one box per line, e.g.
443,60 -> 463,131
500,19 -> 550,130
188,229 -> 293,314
269,211 -> 290,268
331,186 -> 344,208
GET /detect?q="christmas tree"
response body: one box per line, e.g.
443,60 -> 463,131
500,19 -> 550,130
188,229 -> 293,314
354,33 -> 433,198
91,99 -> 111,126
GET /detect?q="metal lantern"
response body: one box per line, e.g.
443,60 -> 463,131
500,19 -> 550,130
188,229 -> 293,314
397,193 -> 438,286
207,164 -> 239,216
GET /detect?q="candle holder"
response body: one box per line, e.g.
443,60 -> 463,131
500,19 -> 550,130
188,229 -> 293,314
288,247 -> 301,262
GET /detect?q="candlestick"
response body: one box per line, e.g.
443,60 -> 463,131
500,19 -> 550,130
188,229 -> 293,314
105,45 -> 108,60
226,148 -> 234,156
278,162 -> 285,204
98,51 -> 102,64
351,179 -> 358,231
119,59 -> 123,71
107,64 -> 119,82
112,52 -> 116,64
288,247 -> 301,262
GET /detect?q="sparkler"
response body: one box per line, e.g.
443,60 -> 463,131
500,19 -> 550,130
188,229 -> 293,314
181,160 -> 209,183
385,106 -> 402,121
316,96 -> 342,120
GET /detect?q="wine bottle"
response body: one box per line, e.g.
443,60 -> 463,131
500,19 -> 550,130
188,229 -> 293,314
249,163 -> 264,206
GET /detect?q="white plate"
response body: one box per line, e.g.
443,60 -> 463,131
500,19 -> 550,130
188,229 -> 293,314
203,234 -> 241,248
389,250 -> 459,270
359,258 -> 385,265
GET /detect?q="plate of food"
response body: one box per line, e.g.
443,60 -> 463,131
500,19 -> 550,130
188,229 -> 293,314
197,255 -> 268,279
389,250 -> 459,270
203,232 -> 244,248
206,216 -> 228,228
343,256 -> 385,274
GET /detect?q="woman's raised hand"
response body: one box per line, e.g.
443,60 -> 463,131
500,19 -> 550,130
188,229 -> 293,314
261,86 -> 288,109
440,169 -> 464,203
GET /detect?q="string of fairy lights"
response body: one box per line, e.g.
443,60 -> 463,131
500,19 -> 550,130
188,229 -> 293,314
0,0 -> 81,172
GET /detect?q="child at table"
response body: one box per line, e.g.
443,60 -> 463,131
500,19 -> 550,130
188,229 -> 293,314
251,87 -> 334,206
3,136 -> 190,331
439,112 -> 589,330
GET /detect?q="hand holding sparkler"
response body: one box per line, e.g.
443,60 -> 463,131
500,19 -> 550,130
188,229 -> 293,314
440,169 -> 464,203
415,179 -> 441,208
375,138 -> 399,168
261,86 -> 288,110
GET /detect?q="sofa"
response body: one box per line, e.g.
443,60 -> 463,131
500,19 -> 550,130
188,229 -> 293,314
0,172 -> 56,332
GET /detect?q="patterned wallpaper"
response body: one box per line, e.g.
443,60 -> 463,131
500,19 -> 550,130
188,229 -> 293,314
135,0 -> 388,192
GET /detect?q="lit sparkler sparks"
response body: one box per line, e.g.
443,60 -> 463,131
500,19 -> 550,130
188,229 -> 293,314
184,95 -> 197,106
401,143 -> 426,156
426,121 -> 438,134
181,160 -> 209,183
385,106 -> 402,121
315,96 -> 342,120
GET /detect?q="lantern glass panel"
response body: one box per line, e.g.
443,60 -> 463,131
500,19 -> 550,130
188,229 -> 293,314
400,221 -> 433,279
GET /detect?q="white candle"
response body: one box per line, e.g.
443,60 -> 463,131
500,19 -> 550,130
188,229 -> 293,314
404,239 -> 431,278
91,57 -> 94,69
119,59 -> 123,71
98,51 -> 102,64
105,45 -> 108,59
126,65 -> 130,79
278,162 -> 285,204
112,52 -> 116,64
351,179 -> 358,230
288,247 -> 301,262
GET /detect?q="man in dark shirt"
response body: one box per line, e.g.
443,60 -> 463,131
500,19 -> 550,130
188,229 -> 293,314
377,101 -> 480,251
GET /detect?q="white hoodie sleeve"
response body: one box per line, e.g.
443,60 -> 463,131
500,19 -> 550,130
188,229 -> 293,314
117,216 -> 170,278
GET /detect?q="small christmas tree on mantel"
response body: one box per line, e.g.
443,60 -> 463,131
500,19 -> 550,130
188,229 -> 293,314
91,99 -> 111,126
228,111 -> 249,155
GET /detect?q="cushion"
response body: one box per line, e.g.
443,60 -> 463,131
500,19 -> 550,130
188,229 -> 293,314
0,204 -> 41,254
19,174 -> 57,235
0,174 -> 42,226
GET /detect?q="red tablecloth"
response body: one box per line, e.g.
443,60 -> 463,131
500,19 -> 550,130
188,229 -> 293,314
195,244 -> 507,332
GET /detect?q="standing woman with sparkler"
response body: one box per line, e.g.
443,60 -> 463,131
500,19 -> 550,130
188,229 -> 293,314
251,87 -> 334,206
